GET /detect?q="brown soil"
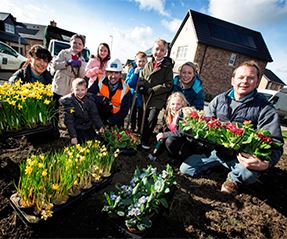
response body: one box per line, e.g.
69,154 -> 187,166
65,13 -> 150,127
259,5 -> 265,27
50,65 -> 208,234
1,129 -> 287,238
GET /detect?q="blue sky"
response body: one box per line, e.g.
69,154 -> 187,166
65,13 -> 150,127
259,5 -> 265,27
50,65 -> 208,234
2,0 -> 287,83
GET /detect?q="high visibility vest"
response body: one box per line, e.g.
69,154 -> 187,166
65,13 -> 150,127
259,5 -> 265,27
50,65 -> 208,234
98,76 -> 130,114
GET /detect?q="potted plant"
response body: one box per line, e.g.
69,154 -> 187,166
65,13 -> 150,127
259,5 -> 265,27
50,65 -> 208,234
102,164 -> 176,233
0,81 -> 54,134
102,127 -> 140,154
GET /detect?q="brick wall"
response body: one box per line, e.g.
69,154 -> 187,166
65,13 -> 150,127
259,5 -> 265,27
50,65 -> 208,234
24,39 -> 44,55
194,43 -> 267,100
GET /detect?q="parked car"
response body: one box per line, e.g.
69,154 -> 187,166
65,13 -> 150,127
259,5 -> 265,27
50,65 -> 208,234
258,88 -> 287,123
0,41 -> 26,71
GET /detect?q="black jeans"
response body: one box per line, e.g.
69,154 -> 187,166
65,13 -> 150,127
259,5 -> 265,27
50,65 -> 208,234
131,106 -> 143,132
141,107 -> 160,145
166,135 -> 212,160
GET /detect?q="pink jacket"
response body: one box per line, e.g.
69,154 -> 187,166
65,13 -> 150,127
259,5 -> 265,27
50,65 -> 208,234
85,57 -> 107,87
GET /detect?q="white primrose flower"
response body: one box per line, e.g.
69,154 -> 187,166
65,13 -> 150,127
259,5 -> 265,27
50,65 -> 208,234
128,207 -> 141,217
138,196 -> 147,205
110,193 -> 117,201
161,170 -> 168,179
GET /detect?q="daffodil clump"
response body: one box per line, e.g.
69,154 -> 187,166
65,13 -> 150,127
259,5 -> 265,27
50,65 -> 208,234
0,80 -> 54,134
17,140 -> 119,220
103,165 -> 176,232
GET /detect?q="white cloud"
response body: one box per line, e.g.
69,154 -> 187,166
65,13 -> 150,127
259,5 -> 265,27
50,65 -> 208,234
161,18 -> 182,32
208,0 -> 287,28
134,0 -> 169,16
107,25 -> 155,62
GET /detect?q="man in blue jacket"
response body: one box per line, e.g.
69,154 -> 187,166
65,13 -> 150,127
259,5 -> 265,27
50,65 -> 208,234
180,61 -> 284,194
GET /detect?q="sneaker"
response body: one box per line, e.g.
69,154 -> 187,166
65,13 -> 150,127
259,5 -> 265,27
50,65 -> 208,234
221,173 -> 238,194
141,144 -> 151,150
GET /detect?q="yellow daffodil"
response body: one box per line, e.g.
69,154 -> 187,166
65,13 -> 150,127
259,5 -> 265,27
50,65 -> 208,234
44,99 -> 51,105
52,184 -> 59,191
25,166 -> 33,175
42,169 -> 48,177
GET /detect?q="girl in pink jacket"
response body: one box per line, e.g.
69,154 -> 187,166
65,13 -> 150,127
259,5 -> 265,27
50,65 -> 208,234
85,43 -> 111,87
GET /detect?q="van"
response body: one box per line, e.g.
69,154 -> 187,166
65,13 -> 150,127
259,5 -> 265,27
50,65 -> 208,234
48,39 -> 90,62
258,88 -> 287,123
0,41 -> 27,71
48,39 -> 90,75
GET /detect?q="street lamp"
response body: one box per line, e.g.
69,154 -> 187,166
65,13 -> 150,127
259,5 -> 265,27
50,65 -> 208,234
18,35 -> 21,54
109,35 -> 113,54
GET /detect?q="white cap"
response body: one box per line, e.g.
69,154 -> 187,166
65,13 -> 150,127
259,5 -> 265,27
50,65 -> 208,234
106,58 -> 123,72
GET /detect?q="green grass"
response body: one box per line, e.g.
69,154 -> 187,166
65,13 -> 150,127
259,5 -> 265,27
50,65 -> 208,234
282,130 -> 287,141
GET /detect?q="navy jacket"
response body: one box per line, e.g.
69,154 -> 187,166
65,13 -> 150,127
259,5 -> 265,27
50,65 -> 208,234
60,93 -> 104,138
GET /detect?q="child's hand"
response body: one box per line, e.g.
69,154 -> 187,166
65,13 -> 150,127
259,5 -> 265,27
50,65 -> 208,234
67,59 -> 81,67
71,137 -> 78,145
156,133 -> 164,141
99,127 -> 104,133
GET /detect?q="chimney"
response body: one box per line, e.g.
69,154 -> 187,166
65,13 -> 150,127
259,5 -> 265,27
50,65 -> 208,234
50,20 -> 57,27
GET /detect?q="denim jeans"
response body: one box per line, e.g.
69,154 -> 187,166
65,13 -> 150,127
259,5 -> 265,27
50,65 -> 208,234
180,150 -> 262,185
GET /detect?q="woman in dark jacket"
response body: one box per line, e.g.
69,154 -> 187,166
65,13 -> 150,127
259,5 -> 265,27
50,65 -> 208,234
172,62 -> 204,110
9,45 -> 52,85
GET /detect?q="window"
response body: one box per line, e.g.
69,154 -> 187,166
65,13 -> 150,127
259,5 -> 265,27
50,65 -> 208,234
4,23 -> 15,34
0,42 -> 17,57
176,46 -> 188,59
228,53 -> 237,66
209,23 -> 256,49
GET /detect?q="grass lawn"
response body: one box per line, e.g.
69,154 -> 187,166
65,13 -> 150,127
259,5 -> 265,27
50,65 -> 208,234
282,130 -> 287,141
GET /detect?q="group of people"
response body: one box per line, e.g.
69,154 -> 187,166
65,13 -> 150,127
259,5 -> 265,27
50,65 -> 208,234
8,34 -> 284,194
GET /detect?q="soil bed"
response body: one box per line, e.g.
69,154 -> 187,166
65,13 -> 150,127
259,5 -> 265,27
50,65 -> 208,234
1,130 -> 287,238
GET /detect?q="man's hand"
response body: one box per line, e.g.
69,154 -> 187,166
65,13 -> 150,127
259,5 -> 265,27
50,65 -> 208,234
237,152 -> 270,171
102,97 -> 113,111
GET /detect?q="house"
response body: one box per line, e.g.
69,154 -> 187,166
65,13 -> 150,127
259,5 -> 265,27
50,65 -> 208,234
0,12 -> 28,55
169,10 -> 273,100
16,22 -> 46,53
258,68 -> 286,91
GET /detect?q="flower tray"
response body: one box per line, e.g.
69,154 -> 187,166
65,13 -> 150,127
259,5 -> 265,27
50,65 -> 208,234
0,125 -> 56,141
9,176 -> 112,227
184,132 -> 237,161
119,148 -> 137,156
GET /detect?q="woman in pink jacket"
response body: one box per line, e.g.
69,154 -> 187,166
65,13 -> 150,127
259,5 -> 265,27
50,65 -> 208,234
85,43 -> 111,87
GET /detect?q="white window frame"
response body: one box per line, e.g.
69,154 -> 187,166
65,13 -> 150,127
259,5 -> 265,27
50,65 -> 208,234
176,46 -> 188,59
4,23 -> 15,34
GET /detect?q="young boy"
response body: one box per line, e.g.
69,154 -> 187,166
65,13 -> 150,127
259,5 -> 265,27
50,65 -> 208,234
60,78 -> 104,145
88,58 -> 131,128
138,38 -> 174,149
125,51 -> 147,132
